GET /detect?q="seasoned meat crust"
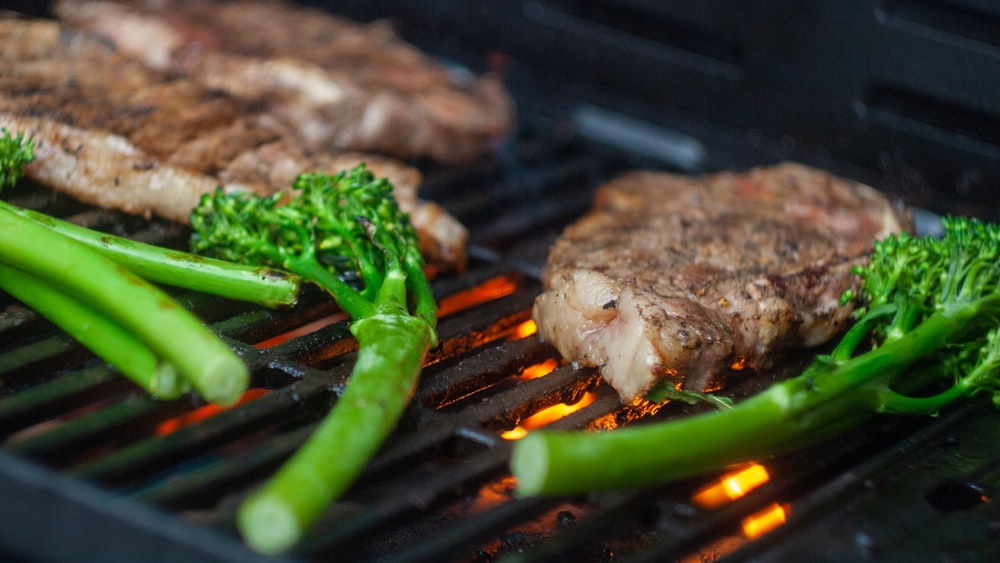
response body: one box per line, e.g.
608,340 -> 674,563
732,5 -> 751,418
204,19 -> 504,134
54,0 -> 516,165
0,18 -> 467,269
532,163 -> 913,401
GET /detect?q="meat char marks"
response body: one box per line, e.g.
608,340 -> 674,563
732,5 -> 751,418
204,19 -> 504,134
54,0 -> 516,165
533,163 -> 912,401
0,18 -> 467,269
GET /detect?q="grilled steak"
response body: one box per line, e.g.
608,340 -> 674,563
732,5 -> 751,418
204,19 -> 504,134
532,163 -> 912,401
0,18 -> 467,269
53,0 -> 516,165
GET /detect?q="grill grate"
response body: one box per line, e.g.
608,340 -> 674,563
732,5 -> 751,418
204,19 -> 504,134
4,3 -> 1000,558
3,116 -> 999,562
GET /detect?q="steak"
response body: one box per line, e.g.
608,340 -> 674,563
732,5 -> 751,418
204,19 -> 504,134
532,163 -> 913,401
53,0 -> 516,165
0,18 -> 467,269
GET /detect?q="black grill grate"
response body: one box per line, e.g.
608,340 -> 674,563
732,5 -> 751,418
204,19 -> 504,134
4,1 -> 1000,560
4,115 -> 999,562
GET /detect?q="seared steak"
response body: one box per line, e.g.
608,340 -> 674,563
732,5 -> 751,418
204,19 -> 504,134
532,163 -> 912,401
0,18 -> 467,269
54,0 -> 516,165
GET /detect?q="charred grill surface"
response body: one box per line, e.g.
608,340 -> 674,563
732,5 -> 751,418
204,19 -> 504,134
3,116 -> 999,562
3,1 -> 1000,562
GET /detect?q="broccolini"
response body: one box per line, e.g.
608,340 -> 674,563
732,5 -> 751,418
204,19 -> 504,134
189,165 -> 438,554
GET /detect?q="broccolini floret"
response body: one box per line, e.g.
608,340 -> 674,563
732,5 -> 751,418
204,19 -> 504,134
511,215 -> 1000,496
189,165 -> 438,554
0,127 -> 34,187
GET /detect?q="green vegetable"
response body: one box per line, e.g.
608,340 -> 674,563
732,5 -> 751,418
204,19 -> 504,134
189,165 -> 438,553
0,205 -> 248,404
0,261 -> 187,399
0,128 -> 250,403
1,202 -> 300,308
0,128 -> 34,187
510,216 -> 1000,496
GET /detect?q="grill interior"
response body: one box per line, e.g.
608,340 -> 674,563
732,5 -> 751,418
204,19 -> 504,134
4,2 -> 1000,562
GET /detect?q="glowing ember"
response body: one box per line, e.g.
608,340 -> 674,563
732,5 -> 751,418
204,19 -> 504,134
691,463 -> 770,509
502,426 -> 529,441
741,503 -> 787,538
470,475 -> 518,513
254,312 -> 348,348
437,275 -> 520,318
518,358 -> 559,380
256,275 -> 521,349
501,392 -> 597,440
155,388 -> 269,435
513,319 -> 537,339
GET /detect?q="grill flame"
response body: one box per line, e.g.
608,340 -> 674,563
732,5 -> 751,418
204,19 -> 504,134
155,388 -> 269,435
691,463 -> 770,509
513,319 -> 538,339
742,503 -> 788,538
438,275 -> 520,317
690,463 -> 788,539
501,391 -> 597,440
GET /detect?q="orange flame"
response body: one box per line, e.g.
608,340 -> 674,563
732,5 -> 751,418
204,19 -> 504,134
255,275 -> 521,349
254,313 -> 348,348
741,503 -> 787,538
518,358 -> 559,380
691,463 -> 771,509
155,388 -> 269,435
501,392 -> 597,440
513,319 -> 537,339
730,355 -> 747,370
437,275 -> 520,318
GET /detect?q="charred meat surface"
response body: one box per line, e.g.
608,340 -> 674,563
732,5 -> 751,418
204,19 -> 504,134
53,0 -> 516,165
0,18 -> 467,269
533,162 -> 913,401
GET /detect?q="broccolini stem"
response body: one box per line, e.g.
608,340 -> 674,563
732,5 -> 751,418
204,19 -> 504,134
237,309 -> 436,554
880,324 -> 1000,414
406,254 -> 438,330
828,302 -> 896,362
0,201 -> 300,308
512,384 -> 795,496
877,385 -> 967,415
282,254 -> 374,320
0,207 -> 248,404
0,262 -> 186,399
